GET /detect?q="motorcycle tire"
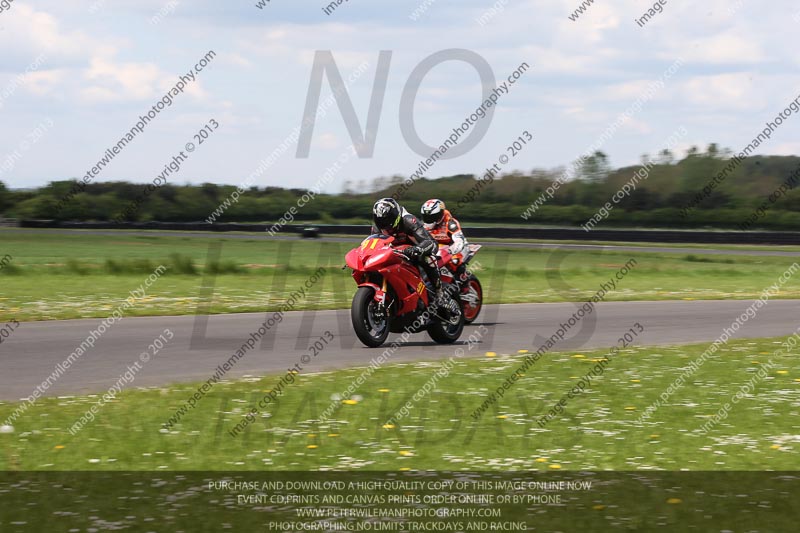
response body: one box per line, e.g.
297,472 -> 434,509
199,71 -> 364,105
460,274 -> 483,324
351,287 -> 390,347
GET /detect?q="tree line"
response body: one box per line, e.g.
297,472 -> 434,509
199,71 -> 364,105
2,145 -> 800,230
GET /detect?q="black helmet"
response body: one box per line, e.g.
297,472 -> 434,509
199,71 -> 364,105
372,198 -> 402,232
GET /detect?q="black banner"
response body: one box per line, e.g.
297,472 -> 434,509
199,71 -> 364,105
1,471 -> 798,531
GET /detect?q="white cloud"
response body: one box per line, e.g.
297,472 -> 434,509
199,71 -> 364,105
681,72 -> 763,111
317,133 -> 341,150
603,80 -> 666,102
220,53 -> 253,68
0,5 -> 210,106
0,5 -> 116,63
82,58 -> 162,101
678,32 -> 765,65
562,106 -> 609,124
770,142 -> 800,156
23,69 -> 67,96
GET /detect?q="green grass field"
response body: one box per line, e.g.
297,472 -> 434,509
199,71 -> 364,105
2,231 -> 799,529
1,230 -> 800,321
2,336 -> 798,471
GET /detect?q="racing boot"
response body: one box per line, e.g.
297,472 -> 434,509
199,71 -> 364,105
433,282 -> 458,317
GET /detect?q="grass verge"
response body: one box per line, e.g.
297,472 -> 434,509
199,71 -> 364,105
2,232 -> 800,321
1,336 -> 798,471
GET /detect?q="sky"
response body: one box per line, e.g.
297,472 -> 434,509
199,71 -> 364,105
1,0 -> 799,193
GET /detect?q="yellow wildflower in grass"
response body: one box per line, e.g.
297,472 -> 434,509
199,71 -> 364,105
771,444 -> 781,450
378,388 -> 390,393
399,450 -> 413,456
666,498 -> 682,504
517,349 -> 529,354
548,464 -> 562,469
571,354 -> 585,359
624,406 -> 636,411
630,379 -> 641,383
592,505 -> 605,510
342,399 -> 358,405
307,445 -> 318,449
54,445 -> 65,450
535,458 -> 547,463
485,352 -> 497,358
382,424 -> 395,429
327,433 -> 340,438
496,415 -> 507,419
777,370 -> 788,375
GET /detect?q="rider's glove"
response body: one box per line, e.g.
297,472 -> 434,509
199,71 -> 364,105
402,246 -> 421,259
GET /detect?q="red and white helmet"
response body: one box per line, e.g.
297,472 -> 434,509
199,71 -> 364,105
421,198 -> 446,229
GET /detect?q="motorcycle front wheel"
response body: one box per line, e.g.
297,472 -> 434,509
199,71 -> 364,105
351,287 -> 390,347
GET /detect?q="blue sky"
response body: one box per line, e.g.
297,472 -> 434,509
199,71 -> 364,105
1,0 -> 799,192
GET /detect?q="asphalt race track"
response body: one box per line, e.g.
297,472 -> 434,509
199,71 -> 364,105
2,300 -> 799,401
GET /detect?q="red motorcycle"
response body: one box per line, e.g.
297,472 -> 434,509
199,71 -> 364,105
345,234 -> 464,348
437,243 -> 483,324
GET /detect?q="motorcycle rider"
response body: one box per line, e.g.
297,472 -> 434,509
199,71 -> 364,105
371,198 -> 452,309
420,198 -> 469,283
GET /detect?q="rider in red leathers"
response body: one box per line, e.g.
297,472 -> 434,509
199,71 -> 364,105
420,198 -> 469,283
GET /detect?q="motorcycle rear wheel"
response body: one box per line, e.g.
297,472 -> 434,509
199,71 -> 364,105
428,294 -> 464,344
461,274 -> 483,324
